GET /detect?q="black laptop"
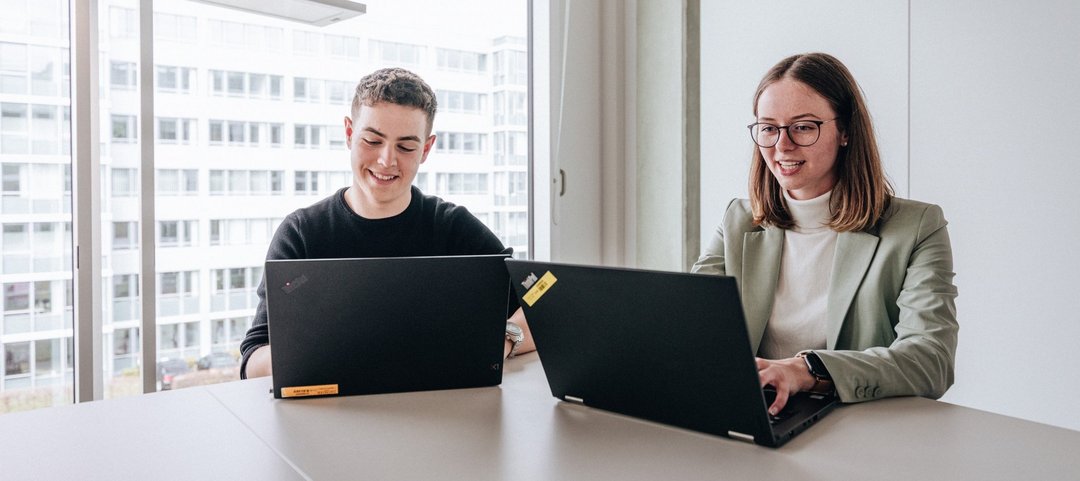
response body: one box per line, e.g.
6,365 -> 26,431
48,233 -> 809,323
265,254 -> 510,399
504,259 -> 840,447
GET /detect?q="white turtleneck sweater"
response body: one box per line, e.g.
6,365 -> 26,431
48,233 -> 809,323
757,190 -> 837,360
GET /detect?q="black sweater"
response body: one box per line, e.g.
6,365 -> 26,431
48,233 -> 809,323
239,186 -> 507,377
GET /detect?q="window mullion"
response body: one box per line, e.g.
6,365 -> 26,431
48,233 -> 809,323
72,0 -> 104,403
139,0 -> 158,394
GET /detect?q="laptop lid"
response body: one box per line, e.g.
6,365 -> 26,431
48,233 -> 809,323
266,255 -> 510,399
505,259 -> 838,447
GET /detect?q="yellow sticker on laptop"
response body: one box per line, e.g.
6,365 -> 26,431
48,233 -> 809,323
522,271 -> 557,307
281,384 -> 339,398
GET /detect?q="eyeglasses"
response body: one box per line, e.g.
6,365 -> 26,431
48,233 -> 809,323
746,118 -> 838,148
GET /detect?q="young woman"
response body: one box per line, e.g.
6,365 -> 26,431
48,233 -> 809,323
693,53 -> 958,415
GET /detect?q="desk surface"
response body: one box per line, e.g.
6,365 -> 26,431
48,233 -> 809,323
3,353 -> 1079,480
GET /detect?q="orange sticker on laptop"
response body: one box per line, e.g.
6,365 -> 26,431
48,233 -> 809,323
281,384 -> 339,398
522,271 -> 557,307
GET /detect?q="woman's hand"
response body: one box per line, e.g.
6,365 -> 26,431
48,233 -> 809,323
755,357 -> 816,415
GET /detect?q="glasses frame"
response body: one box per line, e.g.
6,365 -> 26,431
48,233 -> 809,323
746,118 -> 838,148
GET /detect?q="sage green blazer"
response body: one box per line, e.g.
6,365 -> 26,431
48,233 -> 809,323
692,197 -> 958,403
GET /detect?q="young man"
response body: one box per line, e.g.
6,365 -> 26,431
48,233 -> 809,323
239,67 -> 534,379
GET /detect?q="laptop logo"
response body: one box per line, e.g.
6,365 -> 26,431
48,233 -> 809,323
281,274 -> 309,294
521,272 -> 539,290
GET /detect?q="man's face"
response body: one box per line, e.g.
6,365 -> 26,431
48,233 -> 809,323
343,102 -> 435,218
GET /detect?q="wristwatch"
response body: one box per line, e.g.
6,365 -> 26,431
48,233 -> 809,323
797,351 -> 835,394
505,322 -> 525,358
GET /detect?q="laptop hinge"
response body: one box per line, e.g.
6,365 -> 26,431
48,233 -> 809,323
564,395 -> 585,405
727,431 -> 755,444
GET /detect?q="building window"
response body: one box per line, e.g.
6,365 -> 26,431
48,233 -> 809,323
293,31 -> 321,55
0,42 -> 29,95
155,65 -> 195,94
158,220 -> 196,248
109,6 -> 137,39
210,267 -> 260,311
154,12 -> 197,42
494,48 -> 528,85
112,221 -> 137,250
293,77 -> 323,103
437,90 -> 485,115
111,115 -> 136,143
109,61 -> 136,90
1,103 -> 29,154
494,91 -> 528,125
157,169 -> 198,196
156,117 -> 195,144
325,34 -> 360,58
294,124 -> 324,149
436,48 -> 486,73
111,168 -> 137,197
370,40 -> 423,66
158,271 -> 199,318
435,131 -> 486,154
326,80 -> 352,106
436,173 -> 488,195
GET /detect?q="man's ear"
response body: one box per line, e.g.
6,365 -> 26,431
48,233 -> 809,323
344,116 -> 353,143
420,134 -> 436,164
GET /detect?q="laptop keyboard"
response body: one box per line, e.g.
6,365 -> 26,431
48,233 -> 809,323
763,389 -> 799,425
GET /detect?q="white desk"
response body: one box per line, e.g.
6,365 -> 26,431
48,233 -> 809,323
3,353 -> 1079,480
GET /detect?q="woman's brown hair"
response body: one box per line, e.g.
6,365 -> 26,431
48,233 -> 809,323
748,53 -> 893,232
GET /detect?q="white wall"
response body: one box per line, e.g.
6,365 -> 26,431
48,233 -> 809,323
701,1 -> 1080,431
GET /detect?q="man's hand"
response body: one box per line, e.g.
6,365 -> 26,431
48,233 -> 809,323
245,345 -> 273,378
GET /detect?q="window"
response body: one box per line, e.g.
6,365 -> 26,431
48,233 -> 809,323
111,274 -> 140,324
326,80 -> 352,106
293,77 -> 323,103
211,266 -> 259,311
109,61 -> 136,90
437,48 -> 487,73
293,30 -> 321,55
209,170 -> 284,195
494,91 -> 528,125
2,163 -> 22,194
494,131 -> 527,166
494,48 -> 528,85
154,12 -> 197,42
436,173 -> 488,195
156,117 -> 195,144
438,90 -> 485,115
158,220 -> 196,247
1,103 -> 28,154
111,168 -> 137,197
436,131 -> 487,154
0,0 -> 531,409
209,70 -> 281,99
158,270 -> 198,318
370,40 -> 423,66
112,221 -> 137,250
155,65 -> 195,93
325,34 -> 360,58
494,171 -> 528,206
294,124 -> 325,149
156,169 -> 198,195
111,115 -> 136,143
109,6 -> 137,39
0,42 -> 29,94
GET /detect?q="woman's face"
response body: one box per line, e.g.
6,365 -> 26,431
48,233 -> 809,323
755,78 -> 847,200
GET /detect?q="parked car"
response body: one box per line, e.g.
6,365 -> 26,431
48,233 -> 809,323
157,358 -> 191,391
197,352 -> 238,370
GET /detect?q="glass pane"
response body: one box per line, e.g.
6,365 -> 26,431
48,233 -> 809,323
1,0 -> 73,414
146,0 -> 528,393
